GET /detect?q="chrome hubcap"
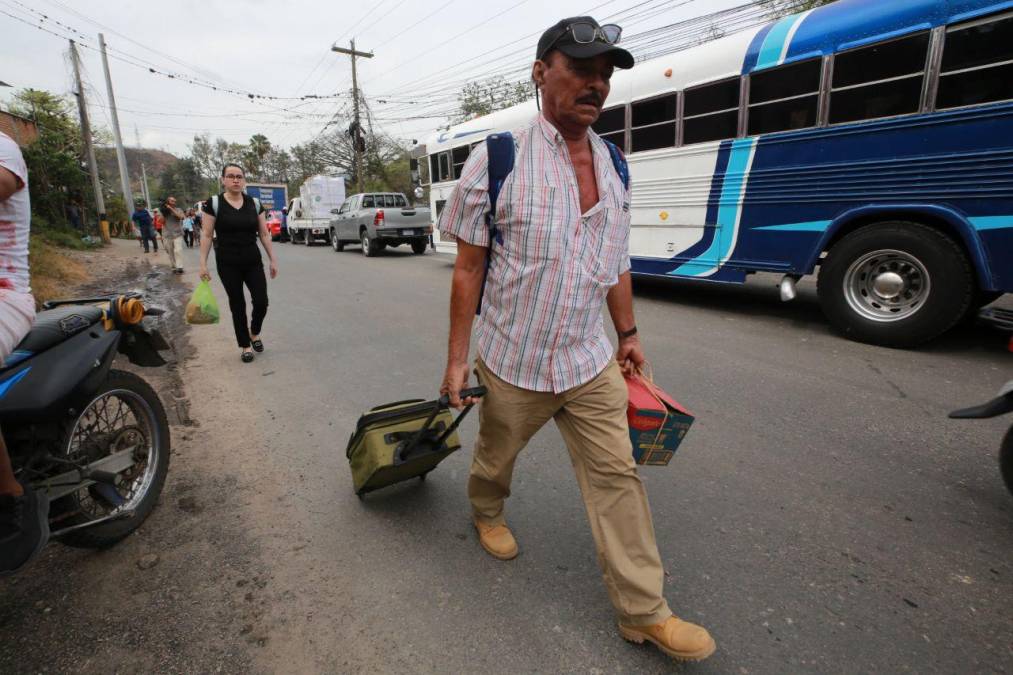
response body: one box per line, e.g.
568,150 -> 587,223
843,249 -> 930,323
362,234 -> 368,253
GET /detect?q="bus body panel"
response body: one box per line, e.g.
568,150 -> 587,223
423,0 -> 1013,295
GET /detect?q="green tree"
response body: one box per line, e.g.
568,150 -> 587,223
758,0 -> 835,18
7,88 -> 89,224
244,133 -> 271,179
453,76 -> 532,124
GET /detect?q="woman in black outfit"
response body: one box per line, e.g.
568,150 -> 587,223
199,163 -> 279,363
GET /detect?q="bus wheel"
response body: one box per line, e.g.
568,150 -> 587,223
817,221 -> 974,347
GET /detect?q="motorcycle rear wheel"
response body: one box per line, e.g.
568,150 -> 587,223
52,369 -> 170,549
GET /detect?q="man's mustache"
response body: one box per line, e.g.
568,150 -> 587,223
576,93 -> 604,107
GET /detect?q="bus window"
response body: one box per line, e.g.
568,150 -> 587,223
452,145 -> 470,179
438,152 -> 451,182
683,78 -> 740,145
829,31 -> 929,124
630,95 -> 676,153
748,58 -> 821,135
937,13 -> 1013,110
429,155 -> 439,184
419,154 -> 431,186
592,106 -> 627,150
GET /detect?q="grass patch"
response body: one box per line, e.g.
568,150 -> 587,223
29,235 -> 89,308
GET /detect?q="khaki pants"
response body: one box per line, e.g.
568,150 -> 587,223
470,358 -> 672,626
164,234 -> 184,269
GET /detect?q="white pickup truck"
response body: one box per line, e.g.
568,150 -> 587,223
285,196 -> 332,246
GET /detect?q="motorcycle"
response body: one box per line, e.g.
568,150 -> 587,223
950,381 -> 1013,496
0,293 -> 171,549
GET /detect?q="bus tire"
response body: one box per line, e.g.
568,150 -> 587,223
817,221 -> 974,347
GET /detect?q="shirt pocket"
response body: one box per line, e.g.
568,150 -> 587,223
503,185 -> 562,261
585,207 -> 627,286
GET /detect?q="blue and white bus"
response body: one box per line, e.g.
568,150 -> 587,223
422,0 -> 1013,347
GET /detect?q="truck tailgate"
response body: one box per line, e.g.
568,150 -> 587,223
381,208 -> 431,229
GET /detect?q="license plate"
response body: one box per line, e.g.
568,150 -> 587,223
401,229 -> 415,236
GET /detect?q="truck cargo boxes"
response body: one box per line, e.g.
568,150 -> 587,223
299,175 -> 346,220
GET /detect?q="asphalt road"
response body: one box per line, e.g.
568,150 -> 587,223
5,240 -> 1008,674
176,239 -> 1010,673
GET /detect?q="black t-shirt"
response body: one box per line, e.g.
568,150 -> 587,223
203,193 -> 264,264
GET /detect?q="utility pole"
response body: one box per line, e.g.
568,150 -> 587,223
331,39 -> 373,193
68,40 -> 109,242
99,33 -> 134,223
135,126 -> 151,209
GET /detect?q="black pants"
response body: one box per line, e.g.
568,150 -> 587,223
141,225 -> 158,253
183,230 -> 194,248
217,260 -> 268,348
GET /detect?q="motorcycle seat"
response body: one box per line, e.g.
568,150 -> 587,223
13,305 -> 105,355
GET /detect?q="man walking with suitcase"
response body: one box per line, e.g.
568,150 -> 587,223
438,16 -> 715,663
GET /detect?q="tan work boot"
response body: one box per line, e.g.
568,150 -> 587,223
473,519 -> 518,560
619,615 -> 716,662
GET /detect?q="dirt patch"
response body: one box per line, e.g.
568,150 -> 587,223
0,241 -> 268,674
27,238 -> 89,307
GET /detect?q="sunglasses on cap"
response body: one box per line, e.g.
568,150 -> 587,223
539,21 -> 623,60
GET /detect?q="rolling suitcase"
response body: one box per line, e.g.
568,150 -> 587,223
346,387 -> 486,498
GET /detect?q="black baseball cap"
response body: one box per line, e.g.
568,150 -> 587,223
536,16 -> 634,69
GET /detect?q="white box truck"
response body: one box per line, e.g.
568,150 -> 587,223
287,175 -> 346,245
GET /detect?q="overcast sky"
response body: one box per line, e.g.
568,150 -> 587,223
1,0 -> 746,156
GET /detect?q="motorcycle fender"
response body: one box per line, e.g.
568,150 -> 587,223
0,328 -> 120,421
118,327 -> 170,367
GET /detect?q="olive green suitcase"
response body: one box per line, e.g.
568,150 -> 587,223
346,387 -> 486,498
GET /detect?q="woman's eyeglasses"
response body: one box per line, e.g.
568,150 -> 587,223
224,174 -> 245,180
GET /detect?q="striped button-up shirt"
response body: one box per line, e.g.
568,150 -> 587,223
439,114 -> 631,393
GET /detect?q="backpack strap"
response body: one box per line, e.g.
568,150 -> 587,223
602,139 -> 630,191
477,132 -> 515,316
253,197 -> 262,214
210,194 -> 219,217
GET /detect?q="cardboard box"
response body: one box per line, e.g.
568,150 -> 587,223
626,375 -> 695,465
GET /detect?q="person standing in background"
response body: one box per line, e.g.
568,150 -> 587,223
131,200 -> 158,253
159,196 -> 185,274
182,209 -> 195,248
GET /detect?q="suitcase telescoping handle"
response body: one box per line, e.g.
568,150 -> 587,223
437,386 -> 487,408
398,387 -> 488,463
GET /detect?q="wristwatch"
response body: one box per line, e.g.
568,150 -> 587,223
618,325 -> 638,339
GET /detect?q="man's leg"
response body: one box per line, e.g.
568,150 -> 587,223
164,235 -> 178,269
553,360 -> 714,661
173,235 -> 185,269
468,358 -> 558,527
553,360 -> 670,625
0,293 -> 50,574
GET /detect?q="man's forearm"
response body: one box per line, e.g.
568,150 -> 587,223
448,265 -> 483,363
606,271 -> 636,334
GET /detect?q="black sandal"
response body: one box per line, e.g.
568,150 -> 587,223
251,339 -> 264,353
241,351 -> 254,363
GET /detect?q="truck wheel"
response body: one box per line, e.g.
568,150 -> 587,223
817,221 -> 974,347
361,231 -> 378,257
411,240 -> 427,255
332,230 -> 344,252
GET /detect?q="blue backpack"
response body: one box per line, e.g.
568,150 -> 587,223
477,131 -> 630,315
